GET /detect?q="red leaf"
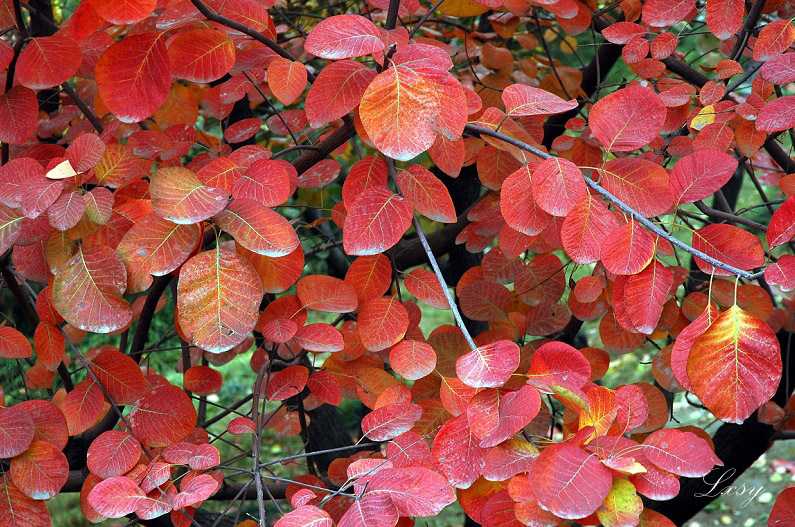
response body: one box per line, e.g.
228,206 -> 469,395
456,340 -> 520,388
358,296 -> 409,352
687,305 -> 781,423
642,0 -> 695,27
389,340 -> 437,380
0,479 -> 51,527
343,186 -> 412,256
267,365 -> 309,401
359,46 -> 465,160
15,400 -> 68,450
307,370 -> 342,406
642,428 -> 722,477
691,224 -> 764,276
130,384 -> 197,448
184,365 -> 223,395
500,165 -> 552,236
274,505 -> 333,527
342,156 -> 389,208
367,467 -> 456,516
501,84 -> 577,116
168,28 -> 235,83
0,325 -> 32,359
87,430 -> 143,479
88,347 -> 148,404
0,404 -> 34,458
467,385 -> 540,447
670,148 -> 738,204
48,190 -> 86,231
622,261 -> 673,335
757,95 -> 795,133
345,254 -> 392,303
527,341 -> 591,392
17,34 -> 82,89
589,85 -> 666,152
404,268 -> 449,309
706,0 -> 744,40
532,157 -> 586,217
769,487 -> 795,527
117,213 -> 201,290
268,58 -> 308,106
234,159 -> 294,207
431,414 -> 485,488
294,323 -> 344,353
10,440 -> 69,500
297,275 -> 358,313
172,473 -> 219,509
752,19 -> 795,61
215,199 -> 299,257
531,441 -> 613,519
305,60 -> 375,127
89,0 -> 155,24
765,254 -> 795,291
304,15 -> 384,60
760,53 -> 795,84
362,402 -> 422,441
150,167 -> 229,225
599,158 -> 673,217
396,164 -> 456,223
62,380 -> 106,436
602,22 -> 646,44
96,32 -> 171,123
338,493 -> 398,527
88,476 -> 146,518
52,245 -> 132,333
177,246 -> 263,353
0,86 -> 38,144
601,220 -> 656,276
561,193 -> 620,264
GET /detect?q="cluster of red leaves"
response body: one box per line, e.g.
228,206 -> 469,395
0,0 -> 794,526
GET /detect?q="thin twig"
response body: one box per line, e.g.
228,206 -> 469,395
412,216 -> 478,350
62,83 -> 104,133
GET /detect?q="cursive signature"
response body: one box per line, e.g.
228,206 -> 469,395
694,468 -> 766,507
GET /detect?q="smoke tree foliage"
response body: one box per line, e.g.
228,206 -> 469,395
0,0 -> 794,525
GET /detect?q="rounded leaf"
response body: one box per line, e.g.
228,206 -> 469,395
343,186 -> 412,256
178,246 -> 263,353
214,199 -> 299,257
130,384 -> 197,448
589,85 -> 666,152
95,32 -> 170,123
87,430 -> 143,479
52,245 -> 132,333
304,15 -> 384,60
168,28 -> 235,83
17,35 -> 82,89
10,440 -> 69,500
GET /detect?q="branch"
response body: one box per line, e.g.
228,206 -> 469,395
61,83 -> 104,133
189,0 -> 315,81
693,201 -> 767,232
464,124 -> 765,280
385,0 -> 401,30
730,0 -> 767,60
412,216 -> 478,351
291,120 -> 355,175
129,275 -> 172,362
